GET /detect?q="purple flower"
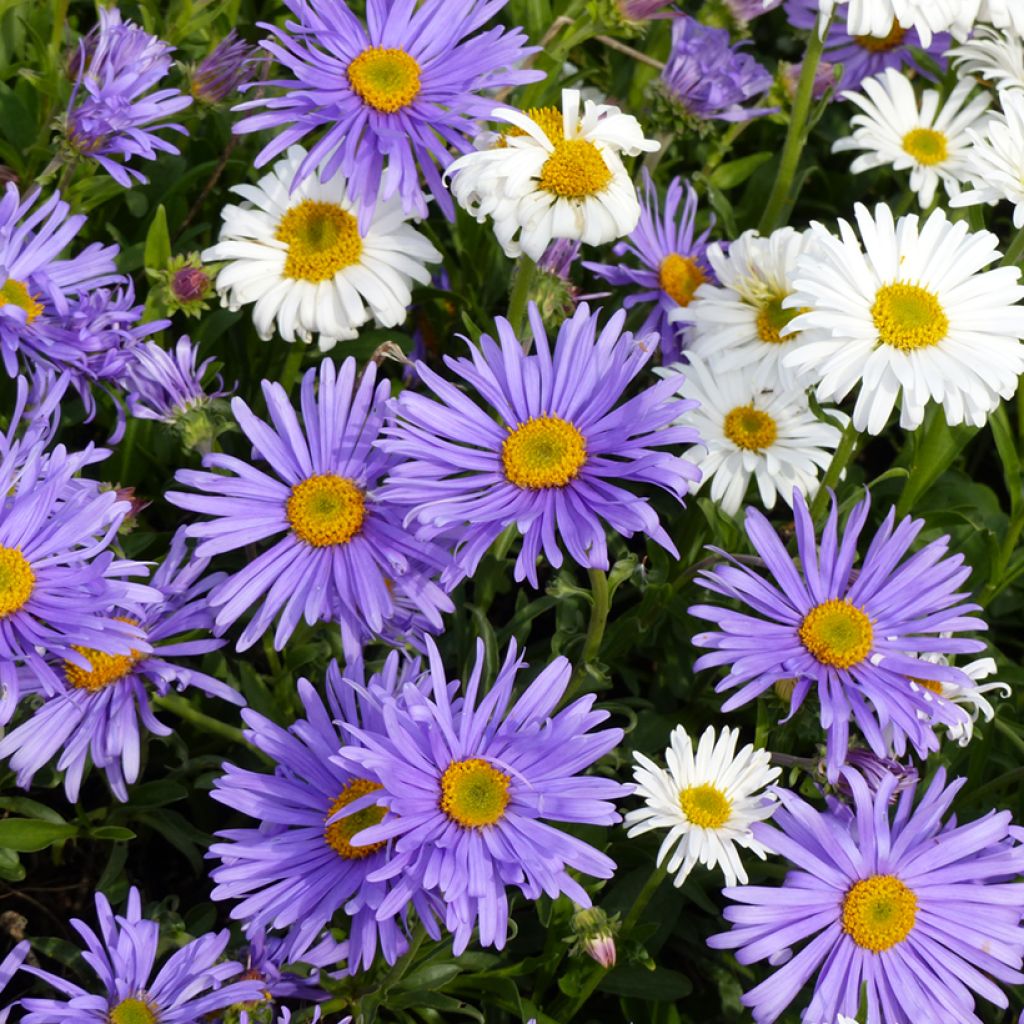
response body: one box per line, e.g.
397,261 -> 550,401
382,303 -> 701,586
66,8 -> 192,187
724,0 -> 782,24
0,529 -> 239,802
168,358 -> 454,651
191,30 -> 259,104
0,940 -> 28,1023
835,748 -> 918,801
661,16 -> 776,122
232,0 -> 542,222
20,887 -> 263,1023
335,637 -> 628,955
584,172 -> 715,362
709,768 -> 1024,1023
616,0 -> 679,20
210,655 -> 439,973
125,336 -> 229,425
690,490 -> 987,779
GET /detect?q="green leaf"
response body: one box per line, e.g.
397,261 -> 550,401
989,404 -> 1021,512
144,204 -> 171,273
0,818 -> 77,852
88,825 -> 137,842
0,846 -> 23,882
0,796 -> 67,824
599,964 -> 693,1001
709,151 -> 773,190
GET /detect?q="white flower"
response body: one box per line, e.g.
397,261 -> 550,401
676,226 -> 818,390
951,89 -> 1024,228
950,26 -> 1024,94
784,203 -> 1024,434
203,145 -> 441,350
446,88 -> 659,261
909,654 -> 1010,746
793,0 -> 966,45
657,354 -> 846,517
977,0 -> 1024,34
624,725 -> 780,888
833,68 -> 991,208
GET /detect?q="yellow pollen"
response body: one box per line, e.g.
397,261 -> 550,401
501,415 -> 587,489
499,106 -> 564,146
901,127 -> 948,166
659,253 -> 706,307
723,404 -> 778,452
910,676 -> 944,695
108,997 -> 157,1024
842,875 -> 917,952
756,294 -> 805,344
347,46 -> 422,113
855,20 -> 907,52
440,758 -> 511,828
539,138 -> 613,199
799,599 -> 873,669
65,618 -> 144,692
276,200 -> 363,283
871,282 -> 949,352
0,279 -> 43,324
324,778 -> 387,860
286,474 -> 366,547
679,783 -> 732,829
0,546 -> 34,618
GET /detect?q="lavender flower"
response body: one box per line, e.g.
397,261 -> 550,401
615,0 -> 679,21
191,30 -> 258,104
125,336 -> 229,427
724,0 -> 782,23
0,940 -> 27,1024
834,748 -> 918,801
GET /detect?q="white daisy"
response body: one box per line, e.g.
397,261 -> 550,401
950,26 -> 1024,94
203,145 -> 441,350
794,0 -> 964,45
832,68 -> 991,208
657,354 -> 846,517
446,88 -> 659,261
624,725 -> 780,888
977,0 -> 1024,34
951,89 -> 1024,228
784,202 -> 1024,434
909,654 -> 1010,746
676,226 -> 818,390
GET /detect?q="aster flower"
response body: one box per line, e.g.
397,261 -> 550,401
615,0 -> 679,20
168,357 -> 453,651
783,203 -> 1024,433
382,303 -> 700,587
658,354 -> 846,516
202,145 -> 441,350
210,655 -> 437,972
690,489 -> 988,778
978,0 -> 1024,34
190,30 -> 258,105
0,940 -> 27,1023
66,8 -> 192,187
797,0 -> 961,45
447,89 -> 659,262
532,239 -> 583,322
832,69 -> 990,208
950,25 -> 1024,93
624,725 -> 780,888
20,887 -> 263,1023
660,16 -> 775,123
724,0 -> 783,25
233,0 -> 541,222
709,768 -> 1024,1024
584,172 -> 714,363
836,748 -> 918,800
908,652 -> 1009,746
0,530 -> 239,802
335,636 -> 628,955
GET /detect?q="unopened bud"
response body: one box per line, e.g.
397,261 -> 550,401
570,907 -> 619,970
773,677 -> 797,704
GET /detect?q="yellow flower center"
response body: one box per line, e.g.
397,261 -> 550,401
286,474 -> 366,547
871,282 -> 949,352
659,253 -> 706,307
799,599 -> 873,669
276,200 -> 363,283
324,778 -> 387,860
500,106 -> 564,146
723,404 -> 778,452
901,127 -> 948,166
679,783 -> 732,829
539,138 -> 613,199
0,546 -> 34,618
755,294 -> 804,344
440,758 -> 511,828
0,278 -> 43,324
347,46 -> 422,113
842,875 -> 917,952
855,20 -> 907,52
65,618 -> 144,692
108,997 -> 157,1024
501,415 -> 587,489
910,676 -> 944,695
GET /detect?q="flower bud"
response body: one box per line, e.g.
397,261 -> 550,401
570,906 -> 619,969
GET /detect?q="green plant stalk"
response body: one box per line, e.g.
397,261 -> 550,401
151,692 -> 246,746
1002,225 -> 1024,268
757,24 -> 828,233
279,344 -> 307,396
809,419 -> 859,522
507,255 -> 537,338
563,568 -> 611,705
980,503 -> 1024,606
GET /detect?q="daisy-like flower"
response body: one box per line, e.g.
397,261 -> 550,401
783,203 -> 1024,433
832,69 -> 990,208
978,0 -> 1024,34
584,172 -> 715,363
658,354 -> 846,516
382,303 -> 700,587
679,226 -> 816,390
65,8 -> 192,187
233,0 -> 541,221
624,725 -> 780,888
20,887 -> 263,1023
203,145 -> 441,350
0,940 -> 27,1024
908,652 -> 1009,746
690,489 -> 987,779
189,30 -> 258,106
0,530 -> 240,802
447,88 -> 659,262
709,768 -> 1024,1024
950,25 -> 1024,93
168,358 -> 453,651
797,0 -> 961,45
336,637 -> 628,955
125,336 -> 229,426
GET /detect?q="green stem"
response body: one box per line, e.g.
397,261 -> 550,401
757,23 -> 828,234
507,255 -> 537,339
278,344 -> 306,396
563,568 -> 611,705
1002,226 -> 1024,268
980,503 -> 1024,606
382,922 -> 427,989
50,0 -> 69,57
151,692 -> 246,746
809,419 -> 859,522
